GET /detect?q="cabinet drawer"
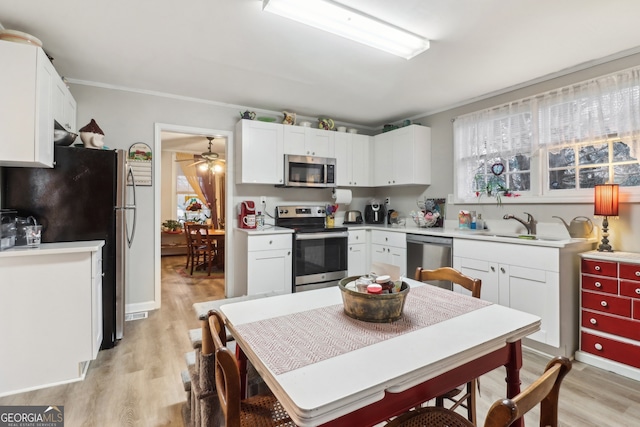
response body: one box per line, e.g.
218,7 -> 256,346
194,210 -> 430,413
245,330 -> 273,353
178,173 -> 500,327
248,234 -> 292,251
620,280 -> 640,300
620,263 -> 640,282
581,259 -> 617,277
371,230 -> 405,248
348,229 -> 366,244
581,274 -> 618,294
582,291 -> 631,317
581,310 -> 640,341
581,331 -> 640,369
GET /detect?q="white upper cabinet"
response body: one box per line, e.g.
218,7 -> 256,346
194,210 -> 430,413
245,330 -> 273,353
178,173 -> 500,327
373,125 -> 431,186
0,41 -> 59,168
335,132 -> 371,187
235,119 -> 285,185
283,126 -> 335,158
53,77 -> 77,132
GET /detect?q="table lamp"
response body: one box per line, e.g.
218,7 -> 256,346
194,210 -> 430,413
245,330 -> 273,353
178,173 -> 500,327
594,183 -> 619,252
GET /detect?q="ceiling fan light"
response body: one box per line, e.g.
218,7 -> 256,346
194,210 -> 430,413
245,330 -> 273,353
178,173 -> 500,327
263,0 -> 429,60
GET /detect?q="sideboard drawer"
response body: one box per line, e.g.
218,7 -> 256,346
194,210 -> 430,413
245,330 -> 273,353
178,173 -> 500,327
620,280 -> 640,300
581,310 -> 640,341
581,331 -> 640,369
620,263 -> 640,282
581,274 -> 618,294
582,291 -> 631,317
582,259 -> 617,277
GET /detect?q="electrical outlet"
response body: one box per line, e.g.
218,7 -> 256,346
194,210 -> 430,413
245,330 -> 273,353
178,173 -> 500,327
385,197 -> 391,205
260,196 -> 267,205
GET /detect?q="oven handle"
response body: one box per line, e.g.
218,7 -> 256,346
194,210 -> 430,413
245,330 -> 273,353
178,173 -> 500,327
296,231 -> 349,240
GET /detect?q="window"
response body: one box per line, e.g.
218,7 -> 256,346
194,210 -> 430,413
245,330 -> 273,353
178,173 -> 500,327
455,66 -> 640,203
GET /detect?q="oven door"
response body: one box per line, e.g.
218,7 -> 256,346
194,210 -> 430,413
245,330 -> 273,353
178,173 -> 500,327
294,231 -> 348,292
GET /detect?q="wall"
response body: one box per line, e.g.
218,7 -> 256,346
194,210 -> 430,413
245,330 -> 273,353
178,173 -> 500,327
381,52 -> 640,253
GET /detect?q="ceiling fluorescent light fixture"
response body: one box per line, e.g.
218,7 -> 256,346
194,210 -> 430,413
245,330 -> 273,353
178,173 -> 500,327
263,0 -> 430,59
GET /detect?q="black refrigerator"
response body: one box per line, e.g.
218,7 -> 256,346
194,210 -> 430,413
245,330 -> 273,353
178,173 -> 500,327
2,146 -> 137,349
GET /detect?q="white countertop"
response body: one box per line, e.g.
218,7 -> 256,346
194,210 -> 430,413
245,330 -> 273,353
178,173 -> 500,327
0,240 -> 105,258
580,250 -> 640,263
345,223 -> 594,248
234,226 -> 294,236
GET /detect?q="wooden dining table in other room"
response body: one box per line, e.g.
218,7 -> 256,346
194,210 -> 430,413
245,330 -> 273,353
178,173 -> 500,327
219,278 -> 541,427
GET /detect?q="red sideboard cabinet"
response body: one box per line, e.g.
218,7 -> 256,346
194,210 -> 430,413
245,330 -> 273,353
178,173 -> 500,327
576,251 -> 640,381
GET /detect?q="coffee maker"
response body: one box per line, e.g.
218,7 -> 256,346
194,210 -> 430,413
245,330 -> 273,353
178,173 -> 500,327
364,202 -> 386,224
238,201 -> 257,229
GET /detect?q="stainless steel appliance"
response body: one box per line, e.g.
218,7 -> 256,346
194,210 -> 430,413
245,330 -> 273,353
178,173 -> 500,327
276,205 -> 348,292
406,234 -> 453,290
2,146 -> 137,348
344,210 -> 363,224
281,154 -> 337,188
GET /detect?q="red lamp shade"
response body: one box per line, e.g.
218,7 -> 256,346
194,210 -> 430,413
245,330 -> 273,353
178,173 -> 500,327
594,184 -> 619,216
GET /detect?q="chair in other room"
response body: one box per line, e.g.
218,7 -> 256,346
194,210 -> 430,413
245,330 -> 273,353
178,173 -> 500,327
204,310 -> 295,427
188,224 -> 215,276
385,356 -> 572,427
415,266 -> 482,424
184,221 -> 196,270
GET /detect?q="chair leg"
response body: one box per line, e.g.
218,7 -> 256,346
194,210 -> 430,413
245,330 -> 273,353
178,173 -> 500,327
468,379 -> 477,425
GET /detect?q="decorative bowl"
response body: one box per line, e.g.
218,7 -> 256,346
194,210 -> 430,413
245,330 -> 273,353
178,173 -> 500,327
54,129 -> 78,146
339,276 -> 410,323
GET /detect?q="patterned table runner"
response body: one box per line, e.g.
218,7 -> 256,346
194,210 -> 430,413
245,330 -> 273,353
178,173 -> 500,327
235,285 -> 491,375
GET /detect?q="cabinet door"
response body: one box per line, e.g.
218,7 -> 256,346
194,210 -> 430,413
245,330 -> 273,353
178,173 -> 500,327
389,246 -> 407,277
370,243 -> 389,266
392,127 -> 415,185
334,132 -> 350,186
453,256 -> 500,303
91,252 -> 103,358
247,248 -> 292,295
373,132 -> 394,186
236,120 -> 284,184
283,126 -> 307,155
306,128 -> 334,157
508,265 -> 559,346
351,134 -> 370,186
348,244 -> 367,276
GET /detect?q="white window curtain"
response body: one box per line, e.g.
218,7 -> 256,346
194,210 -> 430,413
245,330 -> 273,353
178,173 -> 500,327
538,66 -> 640,159
454,99 -> 533,200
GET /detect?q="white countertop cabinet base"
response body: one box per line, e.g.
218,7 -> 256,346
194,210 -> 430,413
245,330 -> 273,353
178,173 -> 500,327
453,238 -> 592,357
0,242 -> 103,397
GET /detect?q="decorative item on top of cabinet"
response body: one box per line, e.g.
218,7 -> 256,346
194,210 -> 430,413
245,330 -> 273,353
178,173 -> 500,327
282,111 -> 296,125
79,119 -> 105,149
576,252 -> 640,381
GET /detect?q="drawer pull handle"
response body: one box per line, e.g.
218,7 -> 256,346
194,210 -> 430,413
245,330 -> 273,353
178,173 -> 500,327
595,266 -> 601,271
600,301 -> 608,307
595,282 -> 602,288
590,318 -> 597,325
635,288 -> 640,295
269,240 -> 273,244
636,271 -> 640,277
500,267 -> 506,273
594,343 -> 603,351
491,266 -> 496,272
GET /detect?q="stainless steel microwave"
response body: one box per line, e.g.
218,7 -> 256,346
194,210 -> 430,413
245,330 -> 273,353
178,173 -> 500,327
282,154 -> 336,188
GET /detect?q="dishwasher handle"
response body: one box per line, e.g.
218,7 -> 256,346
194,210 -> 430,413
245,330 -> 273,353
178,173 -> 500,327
406,234 -> 453,246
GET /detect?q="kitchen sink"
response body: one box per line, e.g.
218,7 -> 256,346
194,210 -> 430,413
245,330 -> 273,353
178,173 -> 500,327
473,231 -> 566,242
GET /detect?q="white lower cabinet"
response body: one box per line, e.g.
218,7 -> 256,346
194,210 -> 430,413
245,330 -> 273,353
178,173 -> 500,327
246,234 -> 292,295
370,230 -> 406,277
348,229 -> 367,276
453,238 -> 590,357
0,242 -> 104,397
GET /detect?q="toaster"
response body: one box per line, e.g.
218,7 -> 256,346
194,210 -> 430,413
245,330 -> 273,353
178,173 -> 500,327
344,210 -> 363,224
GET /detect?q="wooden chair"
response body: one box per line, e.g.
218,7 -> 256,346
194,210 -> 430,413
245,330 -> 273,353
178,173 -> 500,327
188,224 -> 215,275
385,356 -> 572,427
415,266 -> 482,424
204,310 -> 295,427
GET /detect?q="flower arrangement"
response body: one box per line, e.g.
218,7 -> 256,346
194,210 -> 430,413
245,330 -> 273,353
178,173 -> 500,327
186,200 -> 202,211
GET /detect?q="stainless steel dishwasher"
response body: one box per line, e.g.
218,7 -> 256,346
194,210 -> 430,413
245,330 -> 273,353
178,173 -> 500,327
406,234 -> 454,290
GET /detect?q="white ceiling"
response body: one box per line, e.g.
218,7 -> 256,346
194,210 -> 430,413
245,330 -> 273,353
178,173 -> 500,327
3,0 -> 640,128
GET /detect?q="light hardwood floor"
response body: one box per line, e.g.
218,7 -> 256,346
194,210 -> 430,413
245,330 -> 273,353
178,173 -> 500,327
1,255 -> 638,426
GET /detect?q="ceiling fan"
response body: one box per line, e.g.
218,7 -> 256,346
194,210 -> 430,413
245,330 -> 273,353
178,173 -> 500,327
175,136 -> 225,169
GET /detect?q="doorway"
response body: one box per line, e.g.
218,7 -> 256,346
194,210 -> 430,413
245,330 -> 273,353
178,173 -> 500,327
153,123 -> 234,308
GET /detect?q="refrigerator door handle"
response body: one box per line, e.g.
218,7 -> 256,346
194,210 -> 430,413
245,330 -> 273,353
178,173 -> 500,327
125,166 -> 137,248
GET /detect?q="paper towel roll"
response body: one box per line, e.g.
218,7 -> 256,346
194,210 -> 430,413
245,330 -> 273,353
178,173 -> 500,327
332,189 -> 352,204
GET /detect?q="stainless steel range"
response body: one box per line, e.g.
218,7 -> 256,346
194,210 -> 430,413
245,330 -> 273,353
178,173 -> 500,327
276,205 -> 348,292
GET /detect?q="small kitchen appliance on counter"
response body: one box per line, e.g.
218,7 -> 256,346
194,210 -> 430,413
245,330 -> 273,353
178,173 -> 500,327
238,200 -> 257,229
276,205 -> 348,292
364,202 -> 386,224
343,210 -> 363,224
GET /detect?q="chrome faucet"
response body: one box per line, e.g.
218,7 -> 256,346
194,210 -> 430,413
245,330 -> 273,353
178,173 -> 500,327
503,212 -> 537,235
